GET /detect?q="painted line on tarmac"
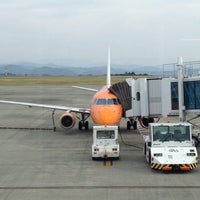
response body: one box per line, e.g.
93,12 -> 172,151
0,185 -> 200,190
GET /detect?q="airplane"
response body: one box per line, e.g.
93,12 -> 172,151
0,48 -> 123,131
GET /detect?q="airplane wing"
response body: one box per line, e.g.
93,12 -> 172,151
0,100 -> 90,114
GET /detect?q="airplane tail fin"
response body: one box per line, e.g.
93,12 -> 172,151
106,47 -> 111,88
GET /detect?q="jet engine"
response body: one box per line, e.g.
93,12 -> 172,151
59,112 -> 76,129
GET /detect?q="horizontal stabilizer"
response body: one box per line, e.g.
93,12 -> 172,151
72,86 -> 98,92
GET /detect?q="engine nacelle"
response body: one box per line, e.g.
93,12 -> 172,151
59,112 -> 76,129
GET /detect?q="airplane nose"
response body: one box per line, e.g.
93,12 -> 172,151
90,104 -> 122,126
98,107 -> 121,125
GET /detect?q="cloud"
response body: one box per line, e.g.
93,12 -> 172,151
0,0 -> 200,65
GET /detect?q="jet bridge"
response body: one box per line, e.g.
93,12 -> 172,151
110,58 -> 200,128
124,77 -> 172,118
124,76 -> 200,118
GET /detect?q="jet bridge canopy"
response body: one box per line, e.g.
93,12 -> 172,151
109,81 -> 132,114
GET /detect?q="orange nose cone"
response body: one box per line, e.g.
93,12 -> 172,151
91,105 -> 123,125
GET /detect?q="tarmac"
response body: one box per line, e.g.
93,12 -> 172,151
0,85 -> 200,200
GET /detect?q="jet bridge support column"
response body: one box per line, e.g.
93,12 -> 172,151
177,56 -> 186,122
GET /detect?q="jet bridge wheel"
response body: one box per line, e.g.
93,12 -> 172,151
139,117 -> 154,128
127,121 -> 131,130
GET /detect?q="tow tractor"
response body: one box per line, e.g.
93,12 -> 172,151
92,125 -> 119,160
144,123 -> 198,171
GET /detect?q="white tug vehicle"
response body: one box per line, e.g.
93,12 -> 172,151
144,123 -> 198,171
92,126 -> 119,160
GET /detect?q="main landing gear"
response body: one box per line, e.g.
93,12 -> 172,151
78,113 -> 90,130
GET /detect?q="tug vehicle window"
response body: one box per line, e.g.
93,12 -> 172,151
97,130 -> 115,139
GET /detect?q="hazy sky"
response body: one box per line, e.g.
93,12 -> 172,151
0,0 -> 200,66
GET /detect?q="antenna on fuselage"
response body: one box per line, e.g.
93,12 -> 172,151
106,47 -> 111,88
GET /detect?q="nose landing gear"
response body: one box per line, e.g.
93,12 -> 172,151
78,113 -> 90,130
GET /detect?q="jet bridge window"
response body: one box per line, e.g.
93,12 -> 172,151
97,130 -> 115,139
171,81 -> 200,110
184,81 -> 200,109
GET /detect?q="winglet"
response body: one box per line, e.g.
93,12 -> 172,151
106,47 -> 111,88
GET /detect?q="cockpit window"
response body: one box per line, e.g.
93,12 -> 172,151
107,98 -> 118,105
93,98 -> 120,105
96,99 -> 106,105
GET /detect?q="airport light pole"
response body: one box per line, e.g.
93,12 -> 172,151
177,56 -> 186,122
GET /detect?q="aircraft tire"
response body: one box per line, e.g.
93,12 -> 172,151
127,121 -> 131,130
78,121 -> 83,130
133,121 -> 137,130
84,121 -> 89,130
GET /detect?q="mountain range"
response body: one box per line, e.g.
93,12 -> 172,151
0,63 -> 163,76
